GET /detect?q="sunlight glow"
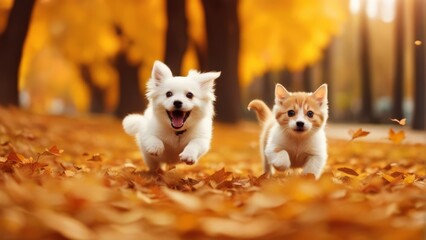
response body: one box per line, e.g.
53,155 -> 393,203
367,0 -> 379,19
349,0 -> 361,14
414,40 -> 422,46
380,0 -> 396,23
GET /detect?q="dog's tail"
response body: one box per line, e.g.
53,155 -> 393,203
247,100 -> 272,124
122,114 -> 144,135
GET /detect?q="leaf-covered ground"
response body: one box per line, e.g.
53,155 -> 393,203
0,107 -> 425,239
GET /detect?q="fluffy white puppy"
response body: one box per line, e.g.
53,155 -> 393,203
123,61 -> 220,172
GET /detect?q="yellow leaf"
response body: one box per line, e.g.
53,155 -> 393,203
337,167 -> 359,176
390,118 -> 406,126
388,129 -> 405,144
404,174 -> 416,184
348,128 -> 370,141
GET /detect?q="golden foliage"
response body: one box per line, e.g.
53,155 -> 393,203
239,0 -> 348,85
0,107 -> 425,239
348,128 -> 370,140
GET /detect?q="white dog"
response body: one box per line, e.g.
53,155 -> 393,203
123,61 -> 220,172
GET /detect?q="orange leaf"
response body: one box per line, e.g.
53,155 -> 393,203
43,145 -> 64,156
390,118 -> 406,126
7,151 -> 24,163
403,174 -> 416,184
388,129 -> 405,144
337,167 -> 359,176
348,128 -> 370,141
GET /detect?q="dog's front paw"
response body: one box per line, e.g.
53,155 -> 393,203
145,140 -> 164,156
179,148 -> 199,165
271,151 -> 290,171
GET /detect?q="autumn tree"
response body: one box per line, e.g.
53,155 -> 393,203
201,0 -> 241,123
412,0 -> 425,130
0,0 -> 35,106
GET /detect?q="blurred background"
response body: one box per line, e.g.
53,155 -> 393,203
0,0 -> 424,129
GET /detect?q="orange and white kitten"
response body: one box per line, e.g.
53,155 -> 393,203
248,84 -> 328,179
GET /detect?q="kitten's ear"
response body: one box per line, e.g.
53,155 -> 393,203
151,60 -> 173,86
275,84 -> 291,99
190,70 -> 221,90
313,84 -> 328,104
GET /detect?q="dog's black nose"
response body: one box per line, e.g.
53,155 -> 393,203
296,121 -> 304,128
173,100 -> 183,109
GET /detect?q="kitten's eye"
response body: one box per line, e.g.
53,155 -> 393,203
186,92 -> 194,99
287,110 -> 295,117
166,91 -> 173,98
307,110 -> 314,118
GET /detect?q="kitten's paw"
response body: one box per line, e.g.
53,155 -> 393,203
179,148 -> 199,165
145,141 -> 164,156
271,151 -> 290,171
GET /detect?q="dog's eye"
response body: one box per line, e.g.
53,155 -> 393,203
186,92 -> 194,99
166,91 -> 173,98
307,110 -> 314,118
287,110 -> 295,117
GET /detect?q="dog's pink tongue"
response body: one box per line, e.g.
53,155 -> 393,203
171,111 -> 184,128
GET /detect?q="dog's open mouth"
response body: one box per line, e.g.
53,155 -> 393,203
167,110 -> 191,129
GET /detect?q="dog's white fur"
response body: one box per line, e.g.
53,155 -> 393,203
123,61 -> 220,172
248,84 -> 328,179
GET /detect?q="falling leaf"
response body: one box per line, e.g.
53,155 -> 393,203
390,118 -> 406,126
348,128 -> 370,141
388,129 -> 405,144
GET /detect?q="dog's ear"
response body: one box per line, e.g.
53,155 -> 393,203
190,71 -> 221,90
151,60 -> 173,86
275,84 -> 291,100
312,84 -> 328,105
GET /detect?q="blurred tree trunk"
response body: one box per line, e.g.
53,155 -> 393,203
114,52 -> 145,118
80,65 -> 105,113
359,2 -> 374,123
412,0 -> 425,130
322,41 -> 333,119
0,0 -> 35,106
302,65 -> 312,92
164,0 -> 188,75
392,0 -> 404,120
113,26 -> 146,118
202,0 -> 241,123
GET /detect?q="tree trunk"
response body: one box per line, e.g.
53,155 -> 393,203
164,0 -> 188,75
392,0 -> 404,120
302,65 -> 313,92
0,0 -> 35,106
202,0 -> 241,123
80,65 -> 105,113
359,2 -> 374,123
322,41 -> 333,119
412,0 -> 426,130
114,52 -> 145,118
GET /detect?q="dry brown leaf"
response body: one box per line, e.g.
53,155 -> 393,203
390,118 -> 406,126
348,128 -> 370,141
337,167 -> 359,176
388,128 -> 405,144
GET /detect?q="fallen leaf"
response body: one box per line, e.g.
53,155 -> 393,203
388,128 -> 405,144
43,145 -> 64,156
390,118 -> 406,126
337,167 -> 359,176
162,187 -> 202,212
403,174 -> 415,184
349,128 -> 370,141
35,209 -> 94,239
